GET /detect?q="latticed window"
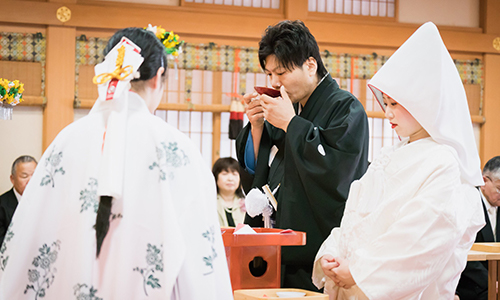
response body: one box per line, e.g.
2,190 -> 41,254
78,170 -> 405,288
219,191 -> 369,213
308,0 -> 396,17
183,0 -> 280,9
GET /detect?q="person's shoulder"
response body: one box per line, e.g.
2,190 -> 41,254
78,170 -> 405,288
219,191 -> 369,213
147,115 -> 192,141
0,189 -> 14,204
417,139 -> 459,171
141,115 -> 201,154
328,83 -> 358,103
323,81 -> 365,112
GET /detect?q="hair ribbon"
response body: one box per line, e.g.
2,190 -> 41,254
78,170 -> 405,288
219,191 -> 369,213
92,45 -> 134,85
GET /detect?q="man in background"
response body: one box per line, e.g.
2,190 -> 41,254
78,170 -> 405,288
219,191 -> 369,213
0,155 -> 37,245
456,155 -> 500,300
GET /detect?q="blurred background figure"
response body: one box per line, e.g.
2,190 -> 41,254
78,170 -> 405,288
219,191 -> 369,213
213,157 -> 246,227
456,155 -> 500,300
0,155 -> 37,245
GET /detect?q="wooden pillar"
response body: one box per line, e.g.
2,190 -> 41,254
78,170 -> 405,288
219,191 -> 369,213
480,0 -> 500,165
43,25 -> 76,150
481,54 -> 500,163
212,71 -> 223,165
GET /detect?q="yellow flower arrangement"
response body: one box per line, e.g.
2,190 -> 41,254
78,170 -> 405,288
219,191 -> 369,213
0,78 -> 24,106
145,24 -> 184,57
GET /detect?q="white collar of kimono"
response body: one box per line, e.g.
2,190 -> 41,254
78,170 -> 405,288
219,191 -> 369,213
13,187 -> 21,202
367,22 -> 483,187
317,72 -> 329,87
90,37 -> 145,199
480,188 -> 493,211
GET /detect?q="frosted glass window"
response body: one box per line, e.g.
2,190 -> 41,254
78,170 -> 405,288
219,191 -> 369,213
308,0 -> 395,18
166,68 -> 186,104
178,111 -> 191,133
190,111 -> 202,131
202,133 -> 213,166
166,111 -> 178,127
185,0 -> 279,8
243,72 -> 268,95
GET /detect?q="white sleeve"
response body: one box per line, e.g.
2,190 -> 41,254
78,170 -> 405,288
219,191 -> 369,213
349,161 -> 466,299
172,147 -> 233,300
312,227 -> 341,289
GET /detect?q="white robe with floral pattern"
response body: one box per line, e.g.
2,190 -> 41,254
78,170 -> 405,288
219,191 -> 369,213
0,91 -> 233,300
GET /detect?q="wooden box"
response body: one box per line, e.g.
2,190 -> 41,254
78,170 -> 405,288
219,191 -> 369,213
221,228 -> 306,291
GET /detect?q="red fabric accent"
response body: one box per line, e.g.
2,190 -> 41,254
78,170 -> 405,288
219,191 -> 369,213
230,111 -> 243,120
101,130 -> 107,153
105,79 -> 119,100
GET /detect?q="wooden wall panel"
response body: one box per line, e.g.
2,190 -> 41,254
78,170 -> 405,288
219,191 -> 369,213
464,84 -> 482,116
0,61 -> 42,96
78,65 -> 98,100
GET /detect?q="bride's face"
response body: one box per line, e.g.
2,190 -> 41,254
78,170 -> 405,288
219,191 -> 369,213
382,94 -> 429,142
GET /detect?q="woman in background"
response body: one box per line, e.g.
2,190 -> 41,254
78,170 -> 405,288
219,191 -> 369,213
213,157 -> 246,227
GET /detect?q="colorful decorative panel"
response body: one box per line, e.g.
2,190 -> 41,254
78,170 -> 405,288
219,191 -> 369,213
0,32 -> 46,96
74,37 -> 484,105
75,36 -> 108,101
454,59 -> 483,85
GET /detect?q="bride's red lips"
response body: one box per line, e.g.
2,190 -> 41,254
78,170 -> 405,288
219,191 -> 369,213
391,123 -> 397,129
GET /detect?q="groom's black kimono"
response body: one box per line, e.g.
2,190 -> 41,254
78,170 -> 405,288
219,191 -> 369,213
236,75 -> 369,290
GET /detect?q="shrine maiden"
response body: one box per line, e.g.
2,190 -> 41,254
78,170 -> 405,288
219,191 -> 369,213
312,22 -> 485,300
0,27 -> 232,300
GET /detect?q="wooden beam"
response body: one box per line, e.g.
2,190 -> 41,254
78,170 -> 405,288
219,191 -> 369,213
19,96 -> 45,107
79,99 -> 485,125
284,0 -> 308,21
367,111 -> 485,124
78,99 -> 230,112
2,0 -> 499,54
43,26 -> 76,151
306,20 -> 498,54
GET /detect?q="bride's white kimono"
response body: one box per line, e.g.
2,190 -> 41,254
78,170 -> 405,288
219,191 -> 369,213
0,93 -> 233,298
313,138 -> 484,299
313,22 -> 485,300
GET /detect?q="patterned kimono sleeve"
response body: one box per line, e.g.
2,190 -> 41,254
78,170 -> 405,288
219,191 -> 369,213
169,142 -> 233,300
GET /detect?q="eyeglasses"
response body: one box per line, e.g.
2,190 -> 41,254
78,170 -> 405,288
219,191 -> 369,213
486,176 -> 500,194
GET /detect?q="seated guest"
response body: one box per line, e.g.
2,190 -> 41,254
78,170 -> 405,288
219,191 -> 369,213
0,155 -> 37,246
456,155 -> 500,300
312,22 -> 485,299
212,157 -> 246,227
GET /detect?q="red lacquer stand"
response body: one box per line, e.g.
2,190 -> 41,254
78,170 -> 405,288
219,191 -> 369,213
221,227 -> 306,291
